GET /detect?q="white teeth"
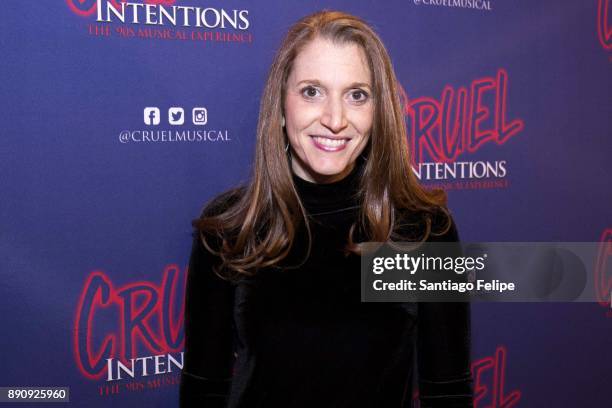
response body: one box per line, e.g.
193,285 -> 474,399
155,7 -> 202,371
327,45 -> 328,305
313,136 -> 348,147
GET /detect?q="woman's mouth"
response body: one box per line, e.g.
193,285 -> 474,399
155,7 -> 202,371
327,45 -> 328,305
310,136 -> 350,152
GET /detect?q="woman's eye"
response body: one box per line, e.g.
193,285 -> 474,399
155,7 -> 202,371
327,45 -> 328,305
301,86 -> 320,98
350,90 -> 369,102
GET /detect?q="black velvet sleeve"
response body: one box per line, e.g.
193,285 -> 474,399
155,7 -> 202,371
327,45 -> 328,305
416,215 -> 473,407
179,229 -> 235,408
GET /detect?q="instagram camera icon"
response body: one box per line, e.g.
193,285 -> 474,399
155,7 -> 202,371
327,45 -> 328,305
192,108 -> 208,125
144,107 -> 160,125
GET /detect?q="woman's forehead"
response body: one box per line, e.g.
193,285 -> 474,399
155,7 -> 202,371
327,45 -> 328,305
288,38 -> 371,86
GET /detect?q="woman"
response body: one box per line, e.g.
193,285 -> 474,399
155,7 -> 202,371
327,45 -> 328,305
180,10 -> 472,408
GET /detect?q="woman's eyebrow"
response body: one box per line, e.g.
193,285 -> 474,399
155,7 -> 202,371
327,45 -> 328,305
295,79 -> 372,90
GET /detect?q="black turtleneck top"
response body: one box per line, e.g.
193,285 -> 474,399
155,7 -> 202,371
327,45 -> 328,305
180,162 -> 473,408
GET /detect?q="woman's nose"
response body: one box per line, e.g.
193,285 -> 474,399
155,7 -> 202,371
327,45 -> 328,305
320,97 -> 348,133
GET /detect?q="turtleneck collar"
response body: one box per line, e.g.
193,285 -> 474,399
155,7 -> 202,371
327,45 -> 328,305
292,157 -> 364,215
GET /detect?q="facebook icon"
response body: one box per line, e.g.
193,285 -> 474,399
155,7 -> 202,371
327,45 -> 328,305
144,107 -> 160,125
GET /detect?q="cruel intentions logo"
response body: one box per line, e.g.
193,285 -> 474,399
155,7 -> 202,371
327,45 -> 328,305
595,228 -> 612,317
598,0 -> 612,54
472,346 -> 521,407
413,345 -> 521,407
73,266 -> 186,395
67,0 -> 253,43
401,68 -> 525,190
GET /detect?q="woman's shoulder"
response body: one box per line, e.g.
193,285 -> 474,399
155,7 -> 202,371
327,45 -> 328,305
191,186 -> 246,254
395,206 -> 460,243
428,208 -> 460,243
198,185 -> 247,219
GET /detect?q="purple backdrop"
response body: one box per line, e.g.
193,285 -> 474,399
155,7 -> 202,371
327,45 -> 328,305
1,0 -> 610,406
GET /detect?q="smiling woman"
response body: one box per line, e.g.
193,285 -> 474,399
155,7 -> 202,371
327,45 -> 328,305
180,9 -> 473,408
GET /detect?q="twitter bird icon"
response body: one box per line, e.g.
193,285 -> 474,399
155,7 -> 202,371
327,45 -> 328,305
168,107 -> 185,125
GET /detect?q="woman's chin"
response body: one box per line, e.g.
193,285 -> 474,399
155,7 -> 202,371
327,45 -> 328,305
306,165 -> 353,182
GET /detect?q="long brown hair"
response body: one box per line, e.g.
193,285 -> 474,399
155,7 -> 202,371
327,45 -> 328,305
193,10 -> 450,280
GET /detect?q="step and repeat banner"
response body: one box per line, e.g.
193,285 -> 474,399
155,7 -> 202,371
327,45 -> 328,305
1,1 -> 610,407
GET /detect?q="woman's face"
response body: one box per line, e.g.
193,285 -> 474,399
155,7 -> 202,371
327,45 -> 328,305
283,37 -> 374,184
